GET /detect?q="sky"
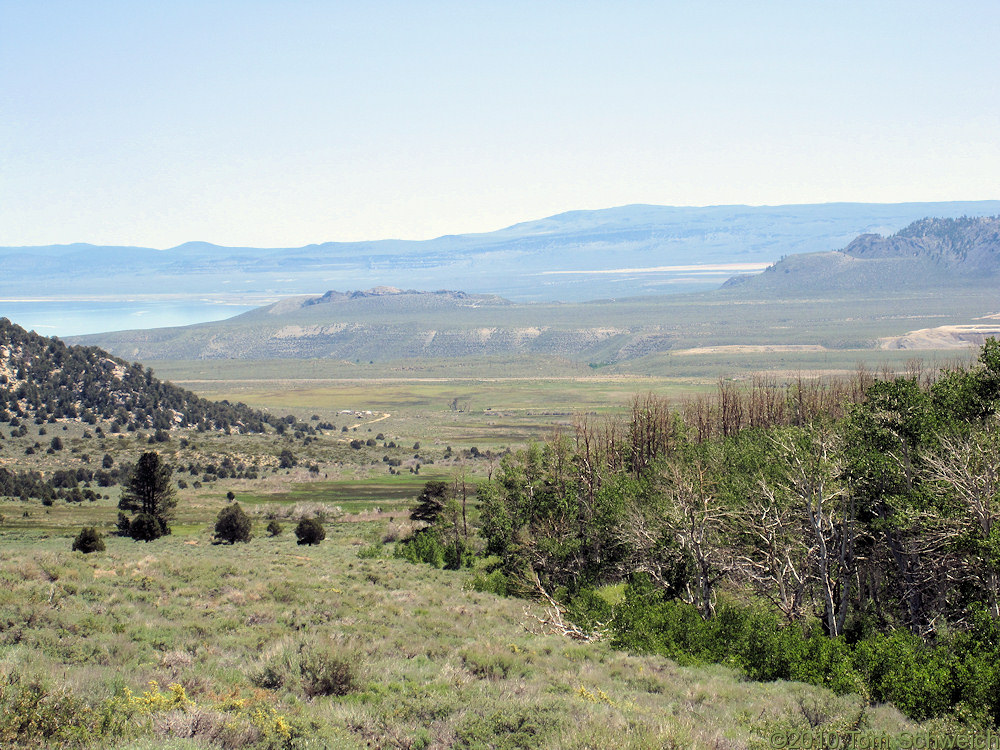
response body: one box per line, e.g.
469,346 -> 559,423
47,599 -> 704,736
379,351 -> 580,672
2,0 -> 998,249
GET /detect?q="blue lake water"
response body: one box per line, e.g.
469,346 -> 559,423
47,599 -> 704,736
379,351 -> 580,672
0,298 -> 264,338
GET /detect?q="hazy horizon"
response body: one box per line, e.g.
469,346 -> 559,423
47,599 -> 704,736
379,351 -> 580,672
4,2 -> 998,249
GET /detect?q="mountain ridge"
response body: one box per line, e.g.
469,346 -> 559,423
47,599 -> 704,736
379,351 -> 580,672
67,216 -> 1000,362
0,318 -> 283,434
6,201 -> 1000,303
724,215 -> 1000,294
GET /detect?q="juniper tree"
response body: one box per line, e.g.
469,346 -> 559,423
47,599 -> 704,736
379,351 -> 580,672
295,517 -> 325,545
72,527 -> 105,553
214,502 -> 252,544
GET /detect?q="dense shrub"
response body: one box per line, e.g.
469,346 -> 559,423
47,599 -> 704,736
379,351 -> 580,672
469,567 -> 511,597
214,503 -> 253,544
454,706 -> 556,749
394,529 -> 447,568
71,526 -> 105,553
0,671 -> 94,747
128,512 -> 166,542
604,576 -> 1000,725
394,527 -> 473,570
565,588 -> 614,633
250,642 -> 358,699
298,648 -> 357,697
295,517 -> 325,545
266,519 -> 283,537
357,543 -> 382,559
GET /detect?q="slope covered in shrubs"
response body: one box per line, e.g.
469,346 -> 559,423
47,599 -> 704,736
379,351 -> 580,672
0,317 -> 276,433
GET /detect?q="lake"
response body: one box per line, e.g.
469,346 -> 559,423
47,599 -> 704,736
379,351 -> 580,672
0,297 -> 268,337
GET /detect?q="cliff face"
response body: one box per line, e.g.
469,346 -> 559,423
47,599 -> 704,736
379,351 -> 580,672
843,216 -> 1000,273
724,216 -> 1000,295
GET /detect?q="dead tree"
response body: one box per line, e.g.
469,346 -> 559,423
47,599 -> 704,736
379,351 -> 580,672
923,424 -> 1000,619
775,426 -> 856,637
619,454 -> 731,618
733,479 -> 812,623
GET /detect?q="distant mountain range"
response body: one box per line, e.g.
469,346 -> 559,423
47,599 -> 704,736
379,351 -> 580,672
5,201 -> 1000,304
724,215 -> 1000,294
68,217 -> 1000,362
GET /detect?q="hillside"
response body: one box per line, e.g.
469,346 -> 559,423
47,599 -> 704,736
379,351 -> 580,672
66,217 -> 1000,363
724,215 -> 1000,295
70,288 -> 628,360
70,281 -> 1000,363
0,317 -> 278,433
5,201 -> 1000,306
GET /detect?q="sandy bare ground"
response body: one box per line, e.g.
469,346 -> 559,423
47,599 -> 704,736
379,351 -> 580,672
879,324 -> 1000,350
670,344 -> 828,356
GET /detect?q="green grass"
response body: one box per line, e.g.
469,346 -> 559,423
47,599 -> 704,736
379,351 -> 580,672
240,476 -> 448,515
4,309 -> 994,746
0,521 -> 925,749
144,372 -> 711,449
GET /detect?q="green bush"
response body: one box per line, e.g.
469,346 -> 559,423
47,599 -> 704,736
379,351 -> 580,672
455,706 -> 555,749
460,649 -> 529,681
609,575 -> 707,661
394,528 -> 474,570
470,568 -> 511,597
128,512 -> 166,542
266,519 -> 283,537
298,648 -> 357,697
249,662 -> 286,690
565,588 -> 614,633
394,529 -> 446,568
0,670 -> 116,747
295,517 -> 325,546
71,526 -> 105,553
852,629 -> 953,721
606,577 -> 1000,725
214,502 -> 253,544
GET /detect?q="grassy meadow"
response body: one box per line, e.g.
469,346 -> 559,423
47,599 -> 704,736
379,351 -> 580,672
3,331 -> 992,748
1,512 -> 925,749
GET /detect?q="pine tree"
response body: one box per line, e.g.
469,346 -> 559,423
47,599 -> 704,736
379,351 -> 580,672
410,480 -> 450,523
118,452 -> 177,541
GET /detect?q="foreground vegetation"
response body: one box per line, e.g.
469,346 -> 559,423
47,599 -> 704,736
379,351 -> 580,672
6,315 -> 1000,747
409,340 -> 1000,730
1,524 -> 926,749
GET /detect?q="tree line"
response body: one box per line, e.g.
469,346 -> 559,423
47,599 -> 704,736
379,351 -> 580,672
475,342 -> 1000,635
406,340 -> 1000,724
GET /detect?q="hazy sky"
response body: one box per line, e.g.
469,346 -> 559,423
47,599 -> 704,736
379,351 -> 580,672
3,1 -> 998,248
